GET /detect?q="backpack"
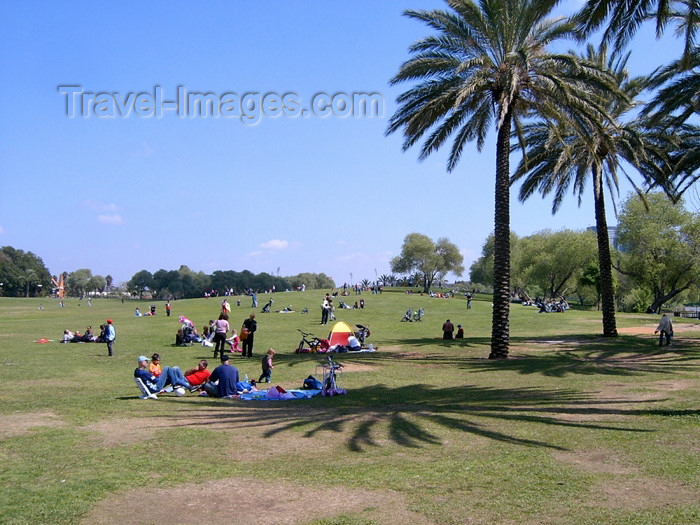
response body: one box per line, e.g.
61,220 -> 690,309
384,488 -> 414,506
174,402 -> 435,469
302,375 -> 323,390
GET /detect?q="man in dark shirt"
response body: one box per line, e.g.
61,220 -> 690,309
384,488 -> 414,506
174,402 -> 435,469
204,354 -> 240,398
241,313 -> 257,358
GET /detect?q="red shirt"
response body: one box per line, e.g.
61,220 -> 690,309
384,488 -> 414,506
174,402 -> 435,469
185,369 -> 211,386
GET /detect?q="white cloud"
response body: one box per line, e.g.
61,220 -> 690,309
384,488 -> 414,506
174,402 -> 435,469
260,239 -> 290,250
0,225 -> 5,234
98,214 -> 124,225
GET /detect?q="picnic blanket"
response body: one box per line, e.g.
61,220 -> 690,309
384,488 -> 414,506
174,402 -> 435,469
238,388 -> 322,401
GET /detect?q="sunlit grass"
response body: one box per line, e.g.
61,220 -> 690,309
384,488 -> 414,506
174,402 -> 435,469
1,293 -> 699,524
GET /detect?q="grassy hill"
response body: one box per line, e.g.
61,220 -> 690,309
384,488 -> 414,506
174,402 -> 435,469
1,292 -> 699,524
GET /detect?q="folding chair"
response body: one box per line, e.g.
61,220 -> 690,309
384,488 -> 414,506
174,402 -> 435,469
134,377 -> 158,399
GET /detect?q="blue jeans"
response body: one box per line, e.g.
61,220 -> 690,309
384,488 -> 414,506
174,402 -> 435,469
259,369 -> 271,383
155,366 -> 190,390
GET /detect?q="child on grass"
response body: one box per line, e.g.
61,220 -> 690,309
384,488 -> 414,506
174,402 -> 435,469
258,348 -> 275,383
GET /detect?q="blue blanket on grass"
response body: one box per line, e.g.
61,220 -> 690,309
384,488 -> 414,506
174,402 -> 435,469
238,389 -> 322,401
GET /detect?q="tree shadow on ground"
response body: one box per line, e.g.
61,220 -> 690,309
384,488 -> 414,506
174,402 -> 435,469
160,382 -> 662,453
381,334 -> 700,377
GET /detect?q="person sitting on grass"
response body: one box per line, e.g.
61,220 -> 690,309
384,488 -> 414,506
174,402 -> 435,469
149,353 -> 162,377
183,360 -> 211,391
134,355 -> 190,394
203,354 -> 240,398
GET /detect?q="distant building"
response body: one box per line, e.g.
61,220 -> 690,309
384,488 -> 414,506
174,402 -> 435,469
587,225 -> 626,252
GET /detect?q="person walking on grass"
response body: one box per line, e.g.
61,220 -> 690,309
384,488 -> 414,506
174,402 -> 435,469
655,314 -> 674,346
258,348 -> 275,383
212,312 -> 229,359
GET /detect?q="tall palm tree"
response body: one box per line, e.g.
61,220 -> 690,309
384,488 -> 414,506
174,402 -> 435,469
576,0 -> 699,69
386,0 -> 619,358
642,47 -> 700,127
512,45 -> 672,337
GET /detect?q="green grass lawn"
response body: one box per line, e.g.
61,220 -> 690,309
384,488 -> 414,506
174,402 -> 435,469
1,291 -> 699,525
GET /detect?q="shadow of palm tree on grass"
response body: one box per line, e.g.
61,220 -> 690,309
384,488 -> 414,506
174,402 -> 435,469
380,334 -> 699,377
164,382 -> 655,452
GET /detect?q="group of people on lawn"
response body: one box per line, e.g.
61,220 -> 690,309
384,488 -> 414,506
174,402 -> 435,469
134,347 -> 276,399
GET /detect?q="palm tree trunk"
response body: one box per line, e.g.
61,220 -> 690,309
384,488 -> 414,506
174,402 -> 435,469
593,167 -> 618,337
489,112 -> 512,359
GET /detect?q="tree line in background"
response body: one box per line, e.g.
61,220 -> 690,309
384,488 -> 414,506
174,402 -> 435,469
0,252 -> 334,299
468,192 -> 700,314
3,191 -> 697,310
127,267 -> 334,299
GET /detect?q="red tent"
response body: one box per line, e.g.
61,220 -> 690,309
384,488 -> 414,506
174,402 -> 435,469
328,321 -> 354,346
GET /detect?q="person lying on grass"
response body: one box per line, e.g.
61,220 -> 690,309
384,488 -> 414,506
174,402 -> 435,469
134,355 -> 190,394
183,360 -> 211,391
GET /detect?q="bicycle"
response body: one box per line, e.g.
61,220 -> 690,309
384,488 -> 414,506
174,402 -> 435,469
297,329 -> 322,353
321,355 -> 345,396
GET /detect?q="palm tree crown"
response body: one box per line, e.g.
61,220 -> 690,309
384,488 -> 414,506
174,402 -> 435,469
387,0 -> 619,358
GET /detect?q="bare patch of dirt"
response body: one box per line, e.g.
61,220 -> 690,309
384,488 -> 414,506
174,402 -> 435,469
340,362 -> 376,373
83,407 -> 348,459
553,450 -> 636,475
594,378 -> 698,402
0,411 -> 66,439
588,476 -> 698,510
617,323 -> 700,335
81,478 -> 435,525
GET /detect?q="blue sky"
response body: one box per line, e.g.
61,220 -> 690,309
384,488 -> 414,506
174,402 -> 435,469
0,0 -> 683,286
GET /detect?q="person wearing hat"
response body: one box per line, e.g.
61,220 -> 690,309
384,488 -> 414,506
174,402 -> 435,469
134,355 -> 190,395
203,354 -> 240,398
455,324 -> 464,338
105,319 -> 116,356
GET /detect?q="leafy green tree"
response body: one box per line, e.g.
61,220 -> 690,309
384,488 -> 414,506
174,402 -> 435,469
391,233 -> 464,293
287,272 -> 334,290
0,247 -> 52,297
469,232 -> 521,294
520,230 -> 598,300
128,270 -> 155,299
87,275 -> 106,295
578,263 -> 603,308
66,269 -> 94,297
512,45 -> 667,336
387,0 -> 619,358
616,192 -> 700,313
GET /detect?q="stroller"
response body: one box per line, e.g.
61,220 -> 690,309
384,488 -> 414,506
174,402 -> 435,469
354,324 -> 371,344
